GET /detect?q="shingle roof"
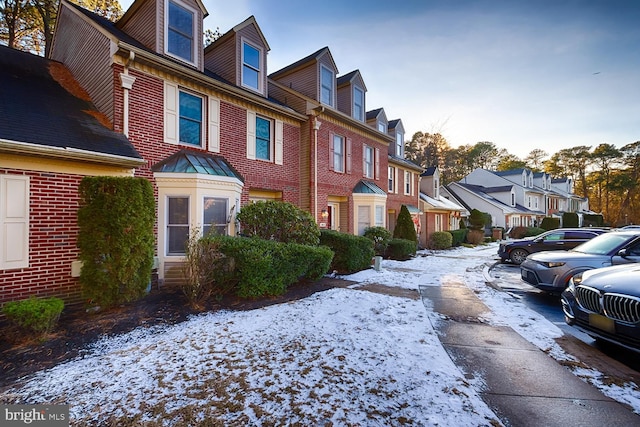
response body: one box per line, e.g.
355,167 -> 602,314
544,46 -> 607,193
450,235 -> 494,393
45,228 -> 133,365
0,45 -> 141,161
269,46 -> 336,78
388,119 -> 400,130
366,108 -> 384,121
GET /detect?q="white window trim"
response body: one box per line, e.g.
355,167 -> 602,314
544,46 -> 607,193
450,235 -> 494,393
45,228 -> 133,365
164,0 -> 198,67
241,38 -> 264,94
353,85 -> 364,121
388,166 -> 395,193
396,132 -> 404,157
1,175 -> 29,269
404,171 -> 412,195
363,144 -> 374,179
164,81 -> 205,148
320,64 -> 335,107
246,110 -> 283,164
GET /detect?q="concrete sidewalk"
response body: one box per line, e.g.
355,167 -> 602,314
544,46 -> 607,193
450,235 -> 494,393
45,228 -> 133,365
419,281 -> 640,426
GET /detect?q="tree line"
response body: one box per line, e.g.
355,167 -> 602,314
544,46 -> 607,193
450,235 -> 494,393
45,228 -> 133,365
406,132 -> 640,226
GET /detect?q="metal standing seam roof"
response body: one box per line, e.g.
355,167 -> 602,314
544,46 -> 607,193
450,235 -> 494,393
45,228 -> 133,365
353,180 -> 386,195
151,150 -> 244,181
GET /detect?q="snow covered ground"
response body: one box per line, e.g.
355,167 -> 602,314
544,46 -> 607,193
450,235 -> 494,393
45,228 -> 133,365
2,243 -> 639,426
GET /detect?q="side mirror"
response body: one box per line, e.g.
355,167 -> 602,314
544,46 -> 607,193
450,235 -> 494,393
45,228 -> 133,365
618,248 -> 628,258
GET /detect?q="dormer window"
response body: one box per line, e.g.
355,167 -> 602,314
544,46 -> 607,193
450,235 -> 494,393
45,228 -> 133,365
320,65 -> 334,106
353,86 -> 364,121
167,0 -> 196,64
395,132 -> 404,157
377,121 -> 386,133
242,41 -> 262,92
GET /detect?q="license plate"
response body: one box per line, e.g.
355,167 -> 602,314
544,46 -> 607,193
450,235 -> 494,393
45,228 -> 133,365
589,313 -> 615,334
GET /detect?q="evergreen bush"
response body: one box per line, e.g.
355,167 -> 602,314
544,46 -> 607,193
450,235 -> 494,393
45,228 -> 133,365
540,217 -> 560,230
449,229 -> 468,246
468,209 -> 486,231
236,200 -> 320,246
386,238 -> 416,260
428,231 -> 453,249
363,226 -> 392,256
77,177 -> 155,309
563,212 -> 579,228
583,214 -> 604,227
320,230 -> 375,273
393,205 -> 417,245
2,296 -> 64,336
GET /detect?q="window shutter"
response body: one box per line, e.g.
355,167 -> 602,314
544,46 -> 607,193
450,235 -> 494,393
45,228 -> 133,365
275,119 -> 283,165
346,138 -> 352,174
374,148 -> 380,180
246,110 -> 256,159
164,81 -> 178,144
208,97 -> 220,152
1,175 -> 29,269
328,132 -> 335,170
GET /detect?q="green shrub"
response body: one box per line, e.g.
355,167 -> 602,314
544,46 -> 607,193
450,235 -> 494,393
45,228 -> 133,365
201,235 -> 333,299
509,226 -> 546,239
428,231 -> 453,250
320,230 -> 375,274
540,217 -> 560,231
468,209 -> 486,231
449,229 -> 468,246
393,205 -> 417,244
2,296 -> 64,336
563,212 -> 579,228
459,218 -> 467,229
526,227 -> 546,237
466,229 -> 485,245
236,200 -> 320,246
386,238 -> 416,260
363,226 -> 392,256
583,214 -> 604,227
77,177 -> 155,309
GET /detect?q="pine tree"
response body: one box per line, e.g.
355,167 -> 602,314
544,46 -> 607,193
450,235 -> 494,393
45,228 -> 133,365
393,205 -> 417,243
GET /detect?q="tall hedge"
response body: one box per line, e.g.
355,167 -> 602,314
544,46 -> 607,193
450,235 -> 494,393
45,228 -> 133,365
540,217 -> 560,230
562,212 -> 579,228
77,177 -> 155,308
236,200 -> 320,246
320,230 -> 374,274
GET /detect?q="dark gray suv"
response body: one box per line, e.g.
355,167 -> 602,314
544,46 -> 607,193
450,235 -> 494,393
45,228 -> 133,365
520,230 -> 640,293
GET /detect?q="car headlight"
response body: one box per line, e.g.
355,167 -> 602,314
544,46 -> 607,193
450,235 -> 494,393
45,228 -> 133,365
570,272 -> 583,286
541,261 -> 566,268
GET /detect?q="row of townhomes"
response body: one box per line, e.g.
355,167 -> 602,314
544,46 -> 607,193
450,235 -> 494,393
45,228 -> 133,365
0,0 -> 587,306
446,168 -> 592,229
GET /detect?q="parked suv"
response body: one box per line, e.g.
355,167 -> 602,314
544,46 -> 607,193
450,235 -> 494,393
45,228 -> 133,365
520,230 -> 640,293
562,264 -> 640,353
498,228 -> 608,265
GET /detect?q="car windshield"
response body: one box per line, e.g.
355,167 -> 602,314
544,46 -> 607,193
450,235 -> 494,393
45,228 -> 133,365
572,233 -> 630,255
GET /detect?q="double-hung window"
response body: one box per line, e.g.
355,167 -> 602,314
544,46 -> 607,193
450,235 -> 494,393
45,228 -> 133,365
405,171 -> 412,194
378,121 -> 386,133
255,116 -> 271,161
320,65 -> 334,106
203,197 -> 228,236
167,0 -> 194,63
353,86 -> 364,121
167,196 -> 189,255
333,135 -> 345,172
242,41 -> 261,92
388,166 -> 395,192
396,132 -> 404,157
179,91 -> 203,146
364,145 -> 374,179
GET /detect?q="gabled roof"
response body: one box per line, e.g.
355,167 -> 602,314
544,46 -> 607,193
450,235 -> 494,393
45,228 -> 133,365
353,180 -> 386,195
421,166 -> 437,177
420,193 -> 465,212
118,0 -> 209,27
366,108 -> 385,121
337,69 -> 367,91
151,149 -> 244,182
269,46 -> 338,79
0,45 -> 142,166
452,183 -> 538,215
388,119 -> 402,130
206,15 -> 270,52
495,168 -> 527,176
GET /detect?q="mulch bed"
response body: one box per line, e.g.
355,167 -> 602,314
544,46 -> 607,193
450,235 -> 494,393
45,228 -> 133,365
0,277 -> 353,389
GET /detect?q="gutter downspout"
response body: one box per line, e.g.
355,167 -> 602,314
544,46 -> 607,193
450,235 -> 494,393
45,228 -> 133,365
119,51 -> 136,137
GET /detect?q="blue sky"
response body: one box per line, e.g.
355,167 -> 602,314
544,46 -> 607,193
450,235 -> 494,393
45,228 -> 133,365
121,0 -> 640,158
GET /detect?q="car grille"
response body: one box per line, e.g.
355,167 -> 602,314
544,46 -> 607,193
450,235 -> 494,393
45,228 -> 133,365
575,285 -> 640,324
521,269 -> 539,286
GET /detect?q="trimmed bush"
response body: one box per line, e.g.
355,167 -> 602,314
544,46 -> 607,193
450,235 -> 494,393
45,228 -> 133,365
363,226 -> 392,256
468,209 -> 486,231
2,296 -> 64,336
236,200 -> 320,246
320,230 -> 375,274
466,229 -> 485,245
459,218 -> 466,229
540,217 -> 560,231
563,212 -> 579,228
583,214 -> 604,227
509,226 -> 546,239
386,238 -> 416,260
77,177 -> 155,309
428,231 -> 452,250
393,205 -> 417,244
200,235 -> 333,299
449,229 -> 468,246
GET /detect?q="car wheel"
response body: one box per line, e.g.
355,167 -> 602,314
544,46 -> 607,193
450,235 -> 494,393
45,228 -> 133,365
509,248 -> 529,265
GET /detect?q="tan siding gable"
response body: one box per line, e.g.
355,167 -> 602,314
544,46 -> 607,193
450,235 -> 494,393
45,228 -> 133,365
120,0 -> 157,50
337,84 -> 351,115
271,62 -> 317,100
204,36 -> 237,84
50,5 -> 114,123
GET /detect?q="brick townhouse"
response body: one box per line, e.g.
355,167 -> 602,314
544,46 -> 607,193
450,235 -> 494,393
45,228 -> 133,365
1,0 -> 425,304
